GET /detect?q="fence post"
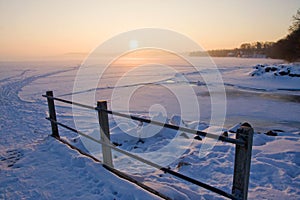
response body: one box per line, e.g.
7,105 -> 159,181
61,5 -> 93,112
97,101 -> 113,168
46,91 -> 59,138
232,122 -> 254,200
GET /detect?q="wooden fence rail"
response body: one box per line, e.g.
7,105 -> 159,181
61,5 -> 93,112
43,91 -> 254,200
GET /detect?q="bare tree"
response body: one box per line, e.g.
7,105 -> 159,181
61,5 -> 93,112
289,8 -> 300,32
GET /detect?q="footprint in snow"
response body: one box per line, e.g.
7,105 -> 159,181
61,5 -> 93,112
0,149 -> 23,168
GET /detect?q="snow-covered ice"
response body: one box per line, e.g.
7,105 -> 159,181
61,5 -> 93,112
0,57 -> 299,199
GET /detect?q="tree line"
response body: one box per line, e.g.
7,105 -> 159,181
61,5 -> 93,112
190,9 -> 300,62
268,9 -> 300,62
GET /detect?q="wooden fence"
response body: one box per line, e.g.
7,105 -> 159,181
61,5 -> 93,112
43,91 -> 253,200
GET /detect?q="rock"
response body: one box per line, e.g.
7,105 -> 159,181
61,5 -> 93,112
176,161 -> 191,169
194,135 -> 202,141
228,123 -> 242,133
137,139 -> 145,144
257,64 -> 265,68
272,129 -> 284,132
241,122 -> 252,128
264,130 -> 278,136
279,70 -> 290,76
289,73 -> 300,77
113,142 -> 122,146
271,67 -> 278,71
265,67 -> 271,72
72,138 -> 78,143
222,131 -> 228,137
255,64 -> 264,69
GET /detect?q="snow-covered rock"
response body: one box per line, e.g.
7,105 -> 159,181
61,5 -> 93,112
250,64 -> 300,78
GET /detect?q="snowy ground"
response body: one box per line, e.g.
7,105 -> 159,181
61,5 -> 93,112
0,57 -> 299,199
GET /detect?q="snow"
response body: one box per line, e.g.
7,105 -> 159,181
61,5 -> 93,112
1,137 -> 161,200
0,57 -> 299,199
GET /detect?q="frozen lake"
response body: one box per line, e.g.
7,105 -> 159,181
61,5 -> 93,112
12,56 -> 300,131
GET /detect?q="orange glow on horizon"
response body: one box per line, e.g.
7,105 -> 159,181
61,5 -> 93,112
109,49 -> 190,68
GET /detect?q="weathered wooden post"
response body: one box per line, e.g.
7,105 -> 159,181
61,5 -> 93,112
232,122 -> 254,200
46,91 -> 59,138
97,101 -> 113,168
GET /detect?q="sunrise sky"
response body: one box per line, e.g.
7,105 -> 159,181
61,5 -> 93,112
0,0 -> 299,60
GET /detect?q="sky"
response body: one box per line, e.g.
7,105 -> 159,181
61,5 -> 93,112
0,0 -> 299,60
